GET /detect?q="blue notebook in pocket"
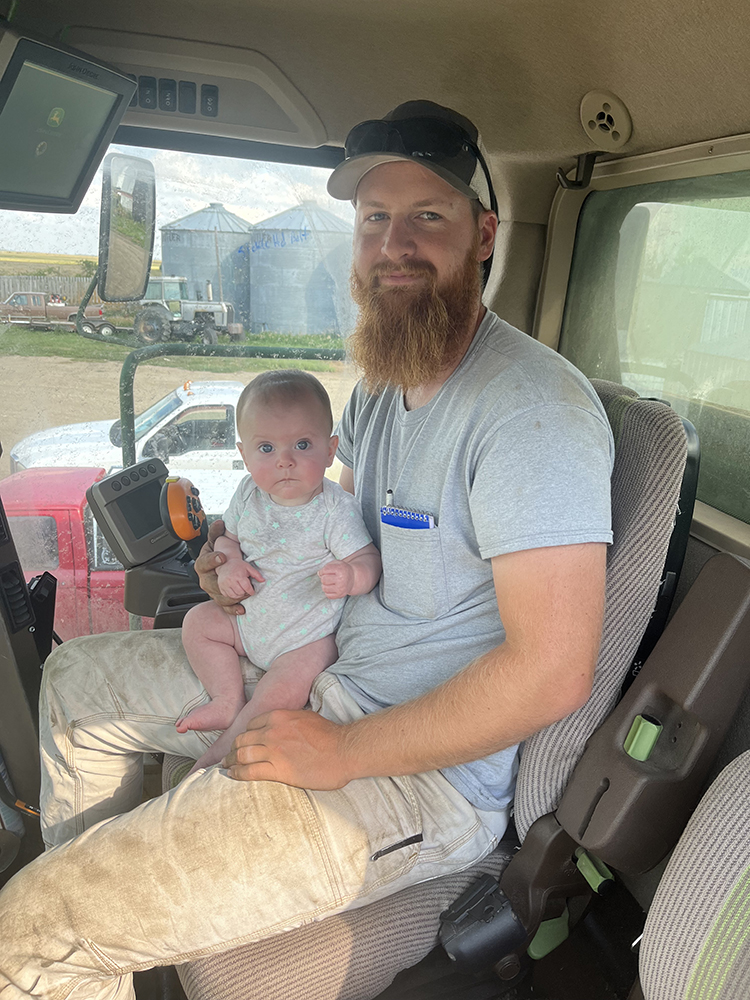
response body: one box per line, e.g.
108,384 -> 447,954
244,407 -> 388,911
380,505 -> 435,529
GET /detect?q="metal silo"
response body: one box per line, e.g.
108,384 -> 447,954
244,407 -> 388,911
241,201 -> 353,335
161,203 -> 254,325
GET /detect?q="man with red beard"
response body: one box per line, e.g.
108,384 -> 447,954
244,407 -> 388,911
0,103 -> 614,999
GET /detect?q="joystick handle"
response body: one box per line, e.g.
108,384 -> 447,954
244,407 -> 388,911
159,477 -> 209,560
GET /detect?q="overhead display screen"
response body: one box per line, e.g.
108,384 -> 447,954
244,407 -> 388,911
0,61 -> 118,199
0,29 -> 135,212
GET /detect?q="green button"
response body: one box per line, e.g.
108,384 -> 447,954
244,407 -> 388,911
624,714 -> 662,761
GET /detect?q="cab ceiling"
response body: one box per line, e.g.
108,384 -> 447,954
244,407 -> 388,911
11,0 -> 750,223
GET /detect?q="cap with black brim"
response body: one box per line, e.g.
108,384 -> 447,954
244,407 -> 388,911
327,152 -> 480,203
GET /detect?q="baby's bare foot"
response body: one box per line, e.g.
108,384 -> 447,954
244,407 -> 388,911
176,696 -> 243,733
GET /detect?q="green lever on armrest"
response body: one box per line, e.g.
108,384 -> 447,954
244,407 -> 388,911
624,714 -> 662,761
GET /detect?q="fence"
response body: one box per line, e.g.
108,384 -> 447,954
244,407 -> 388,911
0,276 -> 102,305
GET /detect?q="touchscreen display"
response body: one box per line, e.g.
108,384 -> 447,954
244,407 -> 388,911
0,60 -> 117,199
114,480 -> 163,540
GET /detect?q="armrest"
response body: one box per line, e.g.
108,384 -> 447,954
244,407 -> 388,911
556,553 -> 750,874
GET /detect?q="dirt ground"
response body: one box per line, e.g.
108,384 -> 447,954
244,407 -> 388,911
0,355 -> 359,480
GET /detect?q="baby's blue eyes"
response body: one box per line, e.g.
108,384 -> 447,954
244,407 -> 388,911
258,440 -> 311,453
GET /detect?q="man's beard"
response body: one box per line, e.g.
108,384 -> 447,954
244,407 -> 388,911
348,245 -> 482,394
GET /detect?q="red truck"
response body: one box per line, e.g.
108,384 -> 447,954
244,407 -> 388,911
0,291 -> 114,334
0,467 -> 134,639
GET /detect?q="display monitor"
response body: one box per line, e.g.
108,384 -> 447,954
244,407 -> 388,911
0,25 -> 136,212
86,459 -> 177,569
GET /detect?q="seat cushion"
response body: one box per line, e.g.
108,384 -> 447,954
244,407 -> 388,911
177,844 -> 515,1000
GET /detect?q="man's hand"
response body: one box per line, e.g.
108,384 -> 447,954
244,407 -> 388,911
194,519 -> 246,615
222,710 -> 353,789
318,560 -> 355,599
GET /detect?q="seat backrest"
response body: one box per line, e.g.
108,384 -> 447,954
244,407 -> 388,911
514,379 -> 688,839
639,749 -> 750,1000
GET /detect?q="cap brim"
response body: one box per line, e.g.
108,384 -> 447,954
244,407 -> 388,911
327,152 -> 479,202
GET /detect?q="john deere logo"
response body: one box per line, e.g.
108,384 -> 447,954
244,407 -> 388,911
47,108 -> 65,127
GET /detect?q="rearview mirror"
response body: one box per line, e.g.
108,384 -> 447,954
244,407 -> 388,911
98,152 -> 156,301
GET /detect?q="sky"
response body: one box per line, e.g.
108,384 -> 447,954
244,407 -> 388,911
0,143 -> 356,258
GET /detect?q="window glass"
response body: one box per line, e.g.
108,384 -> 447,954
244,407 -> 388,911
83,504 -> 123,571
8,514 -> 59,569
162,281 -> 182,301
141,405 -> 234,458
1,142 -> 357,641
558,170 -> 750,525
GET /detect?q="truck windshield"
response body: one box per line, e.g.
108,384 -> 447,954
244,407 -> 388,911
134,391 -> 182,439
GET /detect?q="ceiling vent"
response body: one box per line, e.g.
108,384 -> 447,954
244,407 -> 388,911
580,90 -> 632,150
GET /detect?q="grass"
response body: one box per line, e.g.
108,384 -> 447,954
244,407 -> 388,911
0,324 -> 343,373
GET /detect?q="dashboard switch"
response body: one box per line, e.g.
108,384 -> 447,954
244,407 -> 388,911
201,84 -> 219,117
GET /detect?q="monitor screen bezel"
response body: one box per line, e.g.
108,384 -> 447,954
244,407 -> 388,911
0,33 -> 137,213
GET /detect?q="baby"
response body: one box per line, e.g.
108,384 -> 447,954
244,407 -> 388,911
179,369 -> 381,772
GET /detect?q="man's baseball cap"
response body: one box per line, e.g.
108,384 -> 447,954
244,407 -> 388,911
327,100 -> 497,214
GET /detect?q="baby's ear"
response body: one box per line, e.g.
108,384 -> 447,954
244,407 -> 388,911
237,441 -> 250,470
327,434 -> 339,466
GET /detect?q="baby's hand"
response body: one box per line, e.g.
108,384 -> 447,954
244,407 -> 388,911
318,560 -> 355,599
217,560 -> 264,601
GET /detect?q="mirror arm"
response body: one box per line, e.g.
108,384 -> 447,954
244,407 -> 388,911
75,271 -> 100,338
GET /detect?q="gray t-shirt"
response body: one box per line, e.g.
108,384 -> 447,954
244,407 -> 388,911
332,311 -> 615,811
223,477 -> 372,669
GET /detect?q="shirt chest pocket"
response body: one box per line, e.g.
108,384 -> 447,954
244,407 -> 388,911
379,521 -> 449,620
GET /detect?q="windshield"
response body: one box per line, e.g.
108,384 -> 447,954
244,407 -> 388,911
0,141 -> 357,641
134,390 -> 182,439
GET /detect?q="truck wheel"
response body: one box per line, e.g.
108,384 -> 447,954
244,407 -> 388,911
134,307 -> 171,344
97,323 -> 116,337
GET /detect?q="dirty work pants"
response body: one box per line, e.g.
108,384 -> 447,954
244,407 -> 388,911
0,629 -> 504,1000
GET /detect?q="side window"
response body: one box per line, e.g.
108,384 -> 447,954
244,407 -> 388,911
558,170 -> 750,526
142,405 -> 234,459
162,281 -> 182,300
8,515 -> 59,570
14,294 -> 27,307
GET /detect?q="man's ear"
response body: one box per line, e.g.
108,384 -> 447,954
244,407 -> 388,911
476,210 -> 498,263
327,434 -> 339,467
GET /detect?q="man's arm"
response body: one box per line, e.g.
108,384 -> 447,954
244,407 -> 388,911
339,464 -> 355,495
223,540 -> 607,787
